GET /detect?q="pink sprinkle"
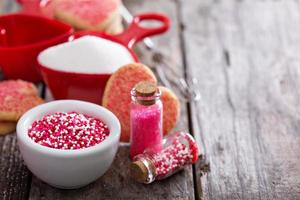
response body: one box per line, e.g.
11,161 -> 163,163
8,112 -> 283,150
28,112 -> 110,150
152,133 -> 198,178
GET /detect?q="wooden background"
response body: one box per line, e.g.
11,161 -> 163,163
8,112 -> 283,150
1,0 -> 300,199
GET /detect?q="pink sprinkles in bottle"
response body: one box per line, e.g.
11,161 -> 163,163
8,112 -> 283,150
152,132 -> 198,178
28,112 -> 110,150
130,132 -> 198,184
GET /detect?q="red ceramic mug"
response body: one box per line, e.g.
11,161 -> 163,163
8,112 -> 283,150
38,13 -> 170,104
0,14 -> 73,82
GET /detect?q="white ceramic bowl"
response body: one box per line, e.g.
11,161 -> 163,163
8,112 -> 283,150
17,100 -> 120,189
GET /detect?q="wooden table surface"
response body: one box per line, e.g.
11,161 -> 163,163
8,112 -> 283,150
1,0 -> 300,199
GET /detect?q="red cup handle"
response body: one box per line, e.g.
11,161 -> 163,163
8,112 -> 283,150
114,13 -> 170,49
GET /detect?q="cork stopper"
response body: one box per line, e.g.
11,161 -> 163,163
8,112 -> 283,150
130,160 -> 150,183
135,81 -> 157,97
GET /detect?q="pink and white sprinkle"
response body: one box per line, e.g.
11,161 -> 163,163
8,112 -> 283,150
28,112 -> 110,150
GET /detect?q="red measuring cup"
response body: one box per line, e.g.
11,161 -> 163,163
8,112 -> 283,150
38,13 -> 170,104
0,14 -> 72,82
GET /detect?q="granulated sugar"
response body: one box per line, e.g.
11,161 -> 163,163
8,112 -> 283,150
38,36 -> 134,74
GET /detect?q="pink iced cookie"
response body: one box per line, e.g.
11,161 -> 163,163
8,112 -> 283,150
53,0 -> 122,34
102,63 -> 157,142
102,63 -> 181,142
0,80 -> 44,121
159,86 -> 180,135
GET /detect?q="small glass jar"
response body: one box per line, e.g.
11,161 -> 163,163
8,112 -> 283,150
130,81 -> 163,159
130,131 -> 199,184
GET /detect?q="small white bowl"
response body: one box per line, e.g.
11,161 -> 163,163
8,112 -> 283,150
17,100 -> 120,189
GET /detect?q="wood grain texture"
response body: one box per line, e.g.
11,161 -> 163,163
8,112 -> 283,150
180,0 -> 300,199
29,0 -> 195,199
0,134 -> 31,200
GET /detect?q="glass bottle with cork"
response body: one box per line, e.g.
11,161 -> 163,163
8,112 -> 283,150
130,131 -> 199,184
130,81 -> 163,159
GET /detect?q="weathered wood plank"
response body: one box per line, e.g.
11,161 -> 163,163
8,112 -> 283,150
181,0 -> 300,199
0,134 -> 31,200
29,0 -> 195,199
